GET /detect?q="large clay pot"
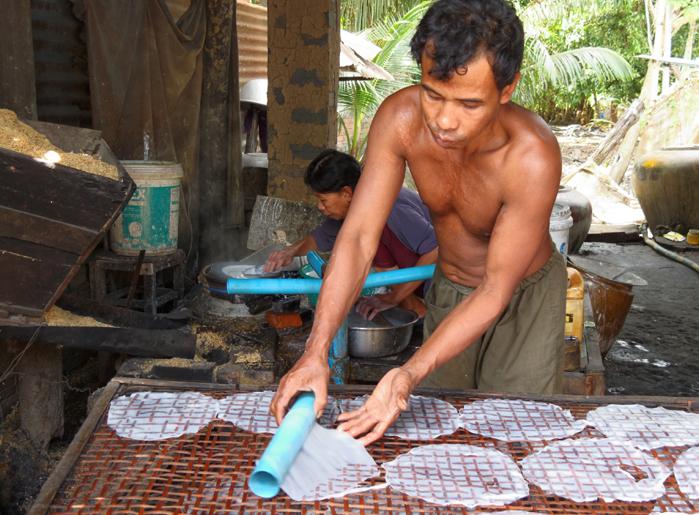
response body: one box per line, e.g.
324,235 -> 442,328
632,146 -> 699,234
556,185 -> 592,254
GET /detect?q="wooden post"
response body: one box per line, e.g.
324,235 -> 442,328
0,0 -> 37,119
16,345 -> 64,450
198,0 -> 245,265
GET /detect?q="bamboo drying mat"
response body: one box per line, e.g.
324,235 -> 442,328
31,378 -> 699,514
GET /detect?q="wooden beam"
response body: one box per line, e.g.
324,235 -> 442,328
27,380 -> 121,515
0,326 -> 196,359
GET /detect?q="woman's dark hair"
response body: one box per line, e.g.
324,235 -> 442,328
410,0 -> 524,90
304,149 -> 361,193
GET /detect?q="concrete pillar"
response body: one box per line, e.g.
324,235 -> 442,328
267,0 -> 340,202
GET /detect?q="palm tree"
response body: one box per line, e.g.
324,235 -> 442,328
339,0 -> 635,159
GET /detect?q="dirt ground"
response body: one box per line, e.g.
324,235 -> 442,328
577,242 -> 699,397
555,125 -> 699,397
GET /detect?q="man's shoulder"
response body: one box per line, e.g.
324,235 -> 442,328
505,103 -> 559,159
375,86 -> 422,129
496,104 -> 562,197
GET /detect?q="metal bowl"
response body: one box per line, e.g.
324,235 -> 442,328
347,307 -> 419,358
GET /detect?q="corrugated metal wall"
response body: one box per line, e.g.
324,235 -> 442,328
31,0 -> 91,127
237,1 -> 267,85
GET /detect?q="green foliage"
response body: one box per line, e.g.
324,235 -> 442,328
338,2 -> 430,157
341,0 -> 425,32
514,0 -> 641,123
339,0 -> 645,149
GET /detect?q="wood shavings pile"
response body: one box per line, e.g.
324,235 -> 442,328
0,108 -> 119,180
44,306 -> 114,327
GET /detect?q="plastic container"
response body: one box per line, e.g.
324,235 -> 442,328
549,203 -> 574,257
110,161 -> 183,256
556,185 -> 592,254
565,267 -> 584,345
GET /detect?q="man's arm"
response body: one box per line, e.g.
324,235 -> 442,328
270,97 -> 409,422
337,143 -> 561,444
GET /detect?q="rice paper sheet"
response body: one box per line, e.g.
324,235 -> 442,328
217,391 -> 338,434
521,438 -> 670,503
383,443 -> 529,507
107,391 -> 219,440
338,395 -> 460,440
460,399 -> 588,442
281,423 -> 381,501
673,446 -> 699,501
586,404 -> 699,450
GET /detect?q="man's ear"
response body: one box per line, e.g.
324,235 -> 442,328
500,72 -> 520,104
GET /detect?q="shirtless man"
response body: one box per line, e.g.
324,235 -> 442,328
271,0 -> 566,445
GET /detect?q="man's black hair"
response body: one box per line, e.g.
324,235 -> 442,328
410,0 -> 524,90
304,149 -> 361,193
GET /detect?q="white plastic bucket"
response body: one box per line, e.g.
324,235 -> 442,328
110,161 -> 183,256
550,203 -> 574,257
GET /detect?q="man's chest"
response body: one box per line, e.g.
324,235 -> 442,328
408,157 -> 504,238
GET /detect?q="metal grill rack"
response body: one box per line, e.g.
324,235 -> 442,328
31,378 -> 699,514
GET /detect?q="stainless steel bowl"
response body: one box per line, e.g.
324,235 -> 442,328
347,307 -> 419,358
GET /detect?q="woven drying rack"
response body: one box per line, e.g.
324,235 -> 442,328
30,378 -> 699,514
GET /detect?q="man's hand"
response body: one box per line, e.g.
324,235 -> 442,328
270,352 -> 330,424
336,367 -> 416,445
263,248 -> 295,273
355,294 -> 397,320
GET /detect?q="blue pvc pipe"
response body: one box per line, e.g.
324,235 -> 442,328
249,392 -> 316,498
226,264 -> 435,295
328,319 -> 348,384
306,250 -> 326,278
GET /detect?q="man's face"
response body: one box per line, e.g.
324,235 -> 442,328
313,187 -> 352,220
419,52 -> 517,149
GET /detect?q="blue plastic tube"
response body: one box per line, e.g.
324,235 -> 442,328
226,264 -> 435,295
249,392 -> 316,498
306,250 -> 326,277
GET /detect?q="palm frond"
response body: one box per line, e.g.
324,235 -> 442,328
341,0 -> 426,32
548,47 -> 634,85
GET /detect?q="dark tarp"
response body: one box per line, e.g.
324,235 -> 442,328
73,0 -> 205,259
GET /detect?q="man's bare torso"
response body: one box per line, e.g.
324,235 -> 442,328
388,86 -> 560,287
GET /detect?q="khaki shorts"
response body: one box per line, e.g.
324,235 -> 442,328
420,248 -> 566,394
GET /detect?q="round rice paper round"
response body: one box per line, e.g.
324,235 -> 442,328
673,446 -> 699,500
460,399 -> 588,441
586,404 -> 699,450
383,443 -> 529,507
107,391 -> 219,440
521,438 -> 670,503
216,391 -> 338,434
339,395 -> 460,440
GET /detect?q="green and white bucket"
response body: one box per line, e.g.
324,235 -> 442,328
110,161 -> 183,256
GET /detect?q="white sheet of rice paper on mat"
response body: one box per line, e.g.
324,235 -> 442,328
586,404 -> 699,450
383,444 -> 529,508
460,399 -> 588,442
674,447 -> 699,500
521,438 -> 670,503
338,395 -> 460,440
281,423 -> 381,501
107,391 -> 219,440
216,391 -> 338,434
